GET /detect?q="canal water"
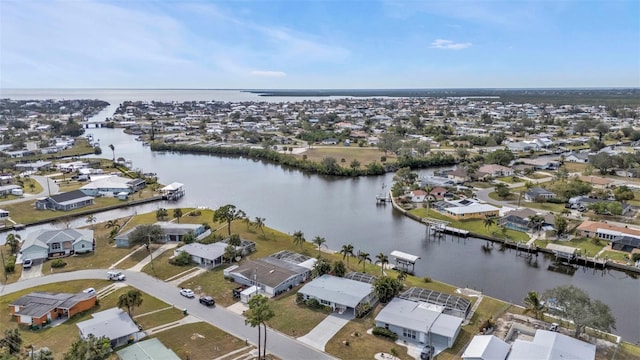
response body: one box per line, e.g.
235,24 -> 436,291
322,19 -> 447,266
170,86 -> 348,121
2,89 -> 639,342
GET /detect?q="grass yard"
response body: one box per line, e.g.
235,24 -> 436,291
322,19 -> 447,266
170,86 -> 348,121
0,247 -> 22,283
534,237 -> 607,257
140,247 -> 196,280
268,291 -> 328,337
133,307 -> 184,330
496,176 -> 524,184
409,208 -> 529,243
561,162 -> 588,173
600,250 -> 631,264
527,172 -> 551,179
2,197 -> 123,224
295,146 -> 396,167
523,201 -> 567,214
488,191 -> 519,202
150,322 -> 248,360
180,266 -> 243,307
113,245 -> 154,270
467,181 -> 493,189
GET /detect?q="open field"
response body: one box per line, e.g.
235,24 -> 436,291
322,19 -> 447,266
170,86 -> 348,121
294,146 -> 396,167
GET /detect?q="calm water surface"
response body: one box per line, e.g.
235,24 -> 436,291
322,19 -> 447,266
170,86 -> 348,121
2,89 -> 638,341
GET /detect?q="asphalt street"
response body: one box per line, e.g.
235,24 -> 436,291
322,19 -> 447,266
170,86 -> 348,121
1,269 -> 336,360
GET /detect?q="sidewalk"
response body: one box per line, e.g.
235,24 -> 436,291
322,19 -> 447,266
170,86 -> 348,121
127,243 -> 178,272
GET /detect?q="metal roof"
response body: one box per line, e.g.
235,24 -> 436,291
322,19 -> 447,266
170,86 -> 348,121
390,250 -> 420,263
116,338 -> 180,360
269,250 -> 312,265
344,272 -> 377,284
375,297 -> 462,339
299,274 -> 373,308
77,308 -> 140,341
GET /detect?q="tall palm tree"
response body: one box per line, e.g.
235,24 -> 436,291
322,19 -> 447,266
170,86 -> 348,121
340,244 -> 354,267
357,251 -> 371,273
173,208 -> 183,223
86,215 -> 97,230
292,231 -> 305,250
523,291 -> 546,320
156,208 -> 168,221
105,219 -> 120,231
483,215 -> 496,230
311,236 -> 327,258
117,289 -> 143,317
5,233 -> 21,255
375,252 -> 389,276
254,217 -> 266,236
108,144 -> 115,162
529,215 -> 545,233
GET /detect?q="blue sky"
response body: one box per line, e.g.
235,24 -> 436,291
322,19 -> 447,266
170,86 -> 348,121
1,0 -> 639,89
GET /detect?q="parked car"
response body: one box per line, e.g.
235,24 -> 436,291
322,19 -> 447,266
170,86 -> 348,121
83,288 -> 96,294
22,259 -> 32,269
420,345 -> 435,360
107,270 -> 126,281
180,289 -> 195,298
199,296 -> 215,307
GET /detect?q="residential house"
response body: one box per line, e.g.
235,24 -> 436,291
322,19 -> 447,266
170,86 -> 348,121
228,252 -> 315,296
499,208 -> 554,233
14,160 -> 52,171
20,228 -> 94,260
114,222 -> 208,248
610,235 -> 640,252
173,242 -> 227,268
461,335 -> 510,360
447,168 -> 469,183
321,138 -> 339,145
433,199 -> 500,220
76,308 -> 144,348
576,220 -> 640,252
0,185 -> 22,196
9,292 -> 96,326
508,330 -> 595,360
375,297 -> 463,351
428,187 -> 448,201
116,338 -> 180,360
523,187 -> 556,202
80,175 -> 140,197
298,274 -> 377,317
35,190 -> 95,211
568,196 -> 633,216
520,158 -> 560,170
409,190 -> 427,203
477,164 -> 514,177
565,152 -> 590,163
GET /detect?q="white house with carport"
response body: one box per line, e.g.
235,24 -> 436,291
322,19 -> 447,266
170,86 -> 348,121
375,297 -> 463,353
173,242 -> 227,268
507,330 -> 595,360
80,175 -> 137,197
76,308 -> 144,348
462,335 -> 510,360
298,274 -> 376,317
20,228 -> 94,261
114,222 -> 208,248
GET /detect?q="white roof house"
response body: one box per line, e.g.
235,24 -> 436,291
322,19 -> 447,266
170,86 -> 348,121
174,242 -> 227,268
508,330 -> 596,360
298,274 -> 376,317
76,308 -> 143,348
375,297 -> 463,351
462,335 -> 511,360
80,175 -> 134,196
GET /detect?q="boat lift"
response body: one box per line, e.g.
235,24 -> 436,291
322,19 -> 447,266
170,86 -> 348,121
390,250 -> 421,274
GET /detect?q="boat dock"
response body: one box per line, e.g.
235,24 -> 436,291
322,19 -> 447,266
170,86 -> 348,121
422,218 -> 469,237
375,184 -> 391,204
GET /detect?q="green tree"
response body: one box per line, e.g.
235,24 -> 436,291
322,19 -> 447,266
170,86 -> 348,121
542,285 -> 616,337
483,215 -> 496,230
4,233 -> 20,255
339,244 -> 354,267
332,260 -> 347,277
312,257 -> 331,278
357,251 -> 372,273
85,215 -> 97,230
228,234 -> 241,246
182,231 -> 196,244
292,231 -> 305,250
485,149 -> 515,166
33,348 -> 55,360
213,205 -> 246,236
63,335 -> 111,360
495,183 -> 510,198
529,215 -> 546,233
173,208 -> 183,223
128,224 -> 163,276
254,217 -> 266,236
523,291 -> 546,320
377,132 -> 401,155
311,236 -> 327,258
373,276 -> 402,303
246,295 -> 275,360
614,185 -> 635,203
350,159 -> 361,170
375,252 -> 388,276
117,289 -> 143,317
156,208 -> 168,221
1,328 -> 21,355
223,244 -> 237,263
554,215 -> 568,237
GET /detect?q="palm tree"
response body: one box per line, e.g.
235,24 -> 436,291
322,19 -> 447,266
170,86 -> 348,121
529,215 -> 545,234
483,215 -> 496,230
86,215 -> 97,230
108,144 -> 115,162
105,219 -> 120,231
246,295 -> 275,360
357,251 -> 372,273
311,236 -> 327,258
523,291 -> 546,320
29,182 -> 36,193
5,233 -> 21,255
254,217 -> 266,236
292,231 -> 305,250
156,208 -> 168,221
397,270 -> 407,286
339,244 -> 354,267
173,208 -> 183,223
117,289 -> 143,317
375,252 -> 389,276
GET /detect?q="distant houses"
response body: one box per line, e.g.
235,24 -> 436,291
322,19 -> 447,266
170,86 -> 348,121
35,190 -> 95,211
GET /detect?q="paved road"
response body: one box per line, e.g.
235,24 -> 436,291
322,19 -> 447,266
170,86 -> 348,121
0,270 -> 336,360
0,175 -> 59,207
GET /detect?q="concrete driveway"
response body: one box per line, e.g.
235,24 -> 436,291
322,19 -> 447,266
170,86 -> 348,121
19,261 -> 43,281
298,313 -> 353,351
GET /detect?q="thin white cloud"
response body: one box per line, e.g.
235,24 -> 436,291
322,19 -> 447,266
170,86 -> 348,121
250,70 -> 287,77
430,39 -> 472,50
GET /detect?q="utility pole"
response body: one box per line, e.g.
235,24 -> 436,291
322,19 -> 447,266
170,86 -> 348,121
0,249 -> 7,283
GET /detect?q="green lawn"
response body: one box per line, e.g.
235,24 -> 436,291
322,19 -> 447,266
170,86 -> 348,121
523,201 -> 567,214
141,247 -> 197,280
269,291 -> 328,337
496,176 -> 523,184
600,250 -> 631,264
488,191 -> 519,202
534,237 -> 607,257
150,322 -> 249,360
527,172 -> 550,180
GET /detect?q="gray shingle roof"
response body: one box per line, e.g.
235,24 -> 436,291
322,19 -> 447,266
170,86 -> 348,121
299,274 -> 373,308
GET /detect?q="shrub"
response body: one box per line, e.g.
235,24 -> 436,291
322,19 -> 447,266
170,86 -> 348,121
170,251 -> 191,266
305,298 -> 322,310
372,327 -> 398,341
190,210 -> 202,216
4,256 -> 16,273
423,276 -> 432,283
632,253 -> 640,262
51,259 -> 67,268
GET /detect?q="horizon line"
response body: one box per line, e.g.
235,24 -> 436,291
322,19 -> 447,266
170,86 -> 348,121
1,87 -> 639,91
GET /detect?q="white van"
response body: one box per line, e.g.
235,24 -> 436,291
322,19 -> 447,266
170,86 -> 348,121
107,270 -> 125,281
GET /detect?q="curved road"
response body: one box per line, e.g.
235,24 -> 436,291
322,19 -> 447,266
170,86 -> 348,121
1,269 -> 335,360
1,175 -> 60,206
